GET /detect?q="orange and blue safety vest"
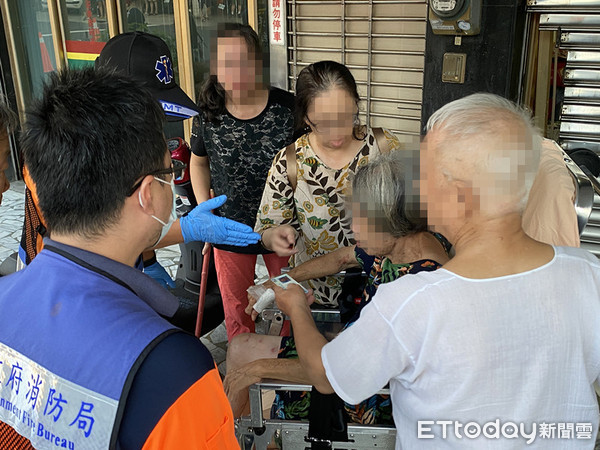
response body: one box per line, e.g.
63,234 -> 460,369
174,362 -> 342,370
0,239 -> 238,449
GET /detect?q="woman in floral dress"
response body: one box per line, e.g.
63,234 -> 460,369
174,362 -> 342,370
256,60 -> 400,307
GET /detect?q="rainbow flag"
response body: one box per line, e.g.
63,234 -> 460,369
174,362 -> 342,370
66,40 -> 106,69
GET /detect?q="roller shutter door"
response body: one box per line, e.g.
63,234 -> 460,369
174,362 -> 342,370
286,0 -> 428,141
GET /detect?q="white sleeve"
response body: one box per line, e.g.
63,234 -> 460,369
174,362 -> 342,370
321,298 -> 413,405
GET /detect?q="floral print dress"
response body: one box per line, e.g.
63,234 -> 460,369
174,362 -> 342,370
255,128 -> 400,306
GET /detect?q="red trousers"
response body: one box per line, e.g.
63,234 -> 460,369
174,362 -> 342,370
213,249 -> 289,341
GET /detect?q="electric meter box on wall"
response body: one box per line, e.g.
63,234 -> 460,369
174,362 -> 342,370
428,0 -> 482,35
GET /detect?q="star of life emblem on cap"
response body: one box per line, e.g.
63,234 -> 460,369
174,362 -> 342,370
155,55 -> 174,84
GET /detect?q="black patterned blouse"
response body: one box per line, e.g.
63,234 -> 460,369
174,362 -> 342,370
190,87 -> 295,254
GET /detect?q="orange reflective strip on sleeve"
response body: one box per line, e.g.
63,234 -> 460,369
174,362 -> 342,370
0,421 -> 35,450
23,165 -> 46,256
23,166 -> 41,218
142,367 -> 239,450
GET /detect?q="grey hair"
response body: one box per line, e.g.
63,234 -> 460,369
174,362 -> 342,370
0,94 -> 18,134
425,93 -> 542,214
351,152 -> 419,237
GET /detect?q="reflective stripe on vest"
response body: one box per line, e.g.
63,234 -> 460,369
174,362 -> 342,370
0,249 -> 177,448
0,342 -> 117,449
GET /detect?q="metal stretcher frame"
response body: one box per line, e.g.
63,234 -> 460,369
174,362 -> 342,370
256,307 -> 343,337
240,270 -> 398,449
235,381 -> 397,450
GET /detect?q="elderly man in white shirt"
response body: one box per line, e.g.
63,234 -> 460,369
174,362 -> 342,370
273,93 -> 600,449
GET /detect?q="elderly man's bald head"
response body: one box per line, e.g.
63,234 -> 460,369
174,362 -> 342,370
424,93 -> 542,218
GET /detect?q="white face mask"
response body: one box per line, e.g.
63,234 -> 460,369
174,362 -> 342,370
139,176 -> 177,246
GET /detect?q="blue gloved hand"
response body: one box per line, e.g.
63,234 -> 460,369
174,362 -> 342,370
180,195 -> 261,246
143,261 -> 176,289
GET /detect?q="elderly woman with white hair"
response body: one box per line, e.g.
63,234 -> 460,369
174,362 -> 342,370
275,93 -> 600,449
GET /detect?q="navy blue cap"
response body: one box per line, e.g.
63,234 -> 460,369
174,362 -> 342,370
96,32 -> 199,122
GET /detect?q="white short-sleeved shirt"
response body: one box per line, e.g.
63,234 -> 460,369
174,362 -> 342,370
322,246 -> 600,449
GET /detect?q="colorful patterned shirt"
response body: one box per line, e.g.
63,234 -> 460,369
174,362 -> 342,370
353,233 -> 452,313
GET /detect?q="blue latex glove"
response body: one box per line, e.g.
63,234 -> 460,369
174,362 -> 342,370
180,195 -> 261,246
143,261 -> 176,289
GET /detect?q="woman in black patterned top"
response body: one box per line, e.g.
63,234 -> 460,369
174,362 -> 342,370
189,23 -> 295,340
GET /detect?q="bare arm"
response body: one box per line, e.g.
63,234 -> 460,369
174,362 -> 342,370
274,285 -> 334,394
189,154 -> 212,253
246,245 -> 359,318
189,153 -> 211,204
223,357 -> 311,417
287,245 -> 359,283
243,358 -> 310,384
